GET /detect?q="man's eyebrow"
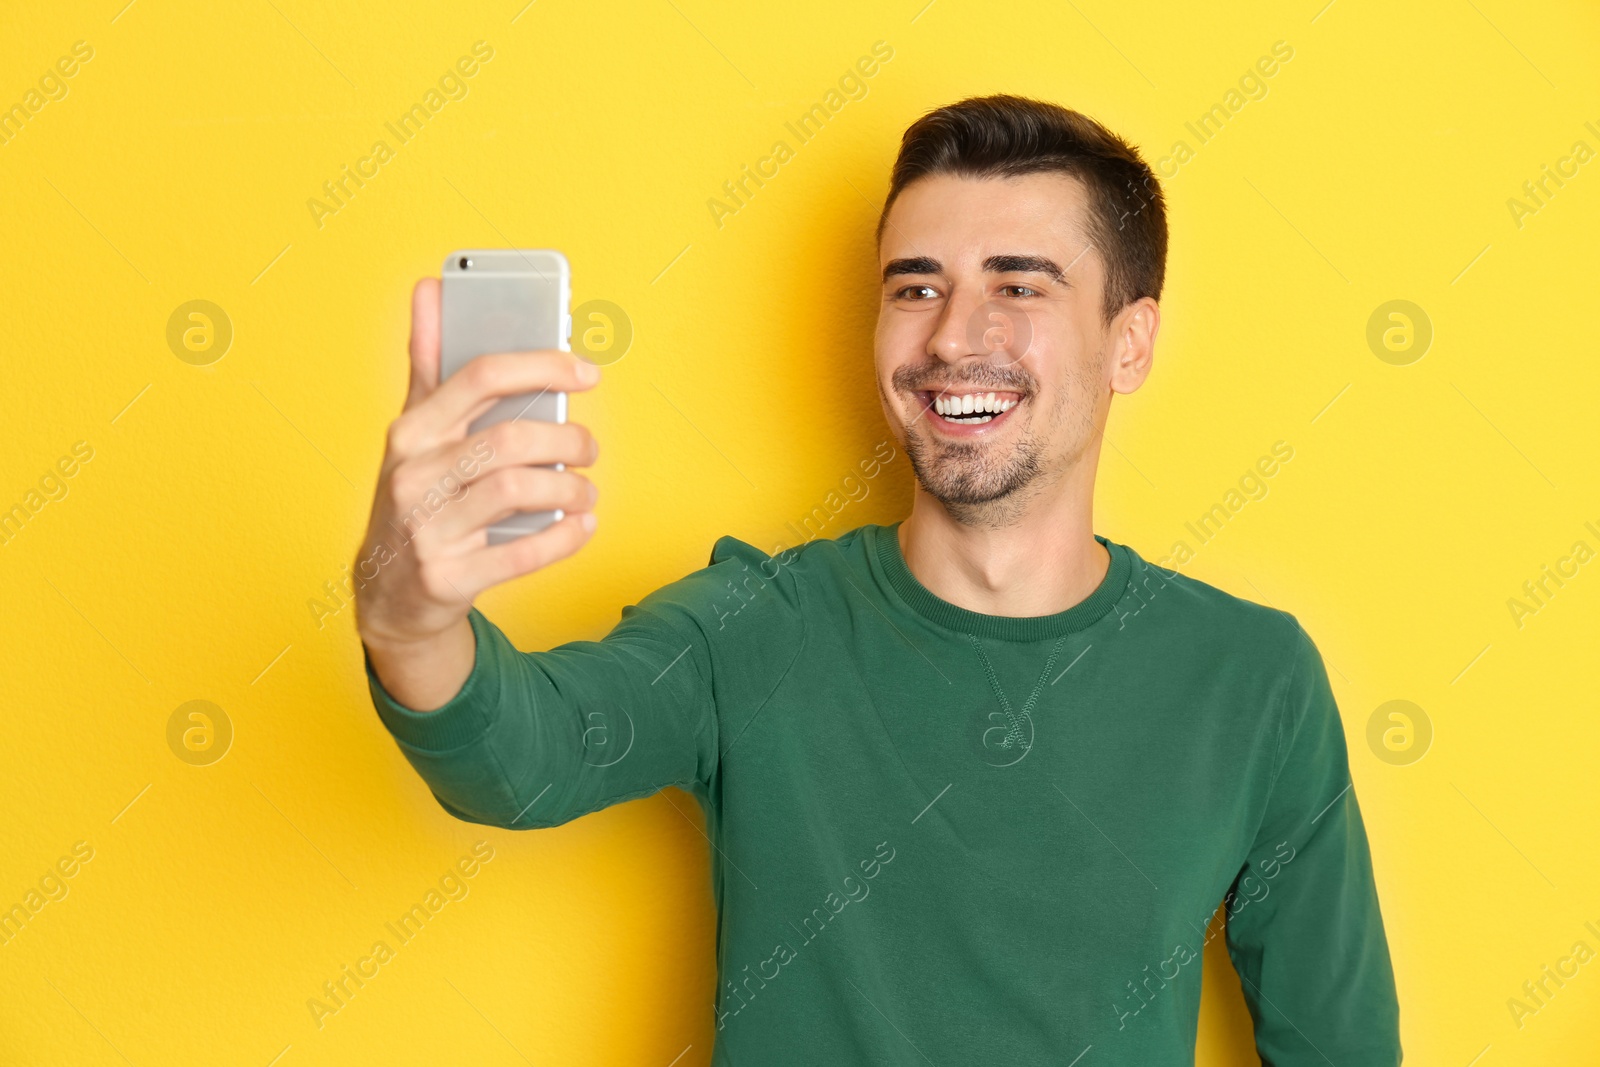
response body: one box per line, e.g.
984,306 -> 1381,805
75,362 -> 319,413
983,254 -> 1066,283
882,254 -> 1070,284
883,257 -> 940,281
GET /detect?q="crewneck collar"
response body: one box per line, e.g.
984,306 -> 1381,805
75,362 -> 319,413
872,521 -> 1132,641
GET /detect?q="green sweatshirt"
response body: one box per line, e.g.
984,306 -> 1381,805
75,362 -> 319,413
366,522 -> 1401,1065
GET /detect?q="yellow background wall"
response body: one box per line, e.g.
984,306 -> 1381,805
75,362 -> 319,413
3,0 -> 1597,1062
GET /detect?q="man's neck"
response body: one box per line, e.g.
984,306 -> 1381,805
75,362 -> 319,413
896,484 -> 1110,620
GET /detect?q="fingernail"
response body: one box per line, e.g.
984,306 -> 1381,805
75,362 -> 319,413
576,358 -> 600,384
581,511 -> 597,532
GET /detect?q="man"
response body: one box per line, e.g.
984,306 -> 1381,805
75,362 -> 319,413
355,94 -> 1402,1064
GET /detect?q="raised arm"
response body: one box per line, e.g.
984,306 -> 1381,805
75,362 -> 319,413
355,277 -> 602,712
352,277 -> 793,830
364,596 -> 720,830
1224,621 -> 1402,1066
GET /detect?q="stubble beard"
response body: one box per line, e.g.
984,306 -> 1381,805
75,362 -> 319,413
902,416 -> 1046,528
892,349 -> 1104,530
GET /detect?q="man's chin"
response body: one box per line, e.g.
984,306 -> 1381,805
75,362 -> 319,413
902,423 -> 1044,512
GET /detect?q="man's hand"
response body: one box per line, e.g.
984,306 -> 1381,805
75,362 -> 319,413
354,277 -> 601,710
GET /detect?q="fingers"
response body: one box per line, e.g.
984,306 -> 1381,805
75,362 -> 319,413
384,417 -> 599,550
407,418 -> 598,492
452,512 -> 598,597
398,351 -> 600,453
404,278 -> 442,412
422,466 -> 596,545
364,281 -> 602,646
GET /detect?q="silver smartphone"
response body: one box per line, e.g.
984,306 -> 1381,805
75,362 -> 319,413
440,249 -> 573,544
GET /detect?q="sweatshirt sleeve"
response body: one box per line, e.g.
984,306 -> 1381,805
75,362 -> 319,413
1223,620 -> 1402,1066
364,536 -> 801,830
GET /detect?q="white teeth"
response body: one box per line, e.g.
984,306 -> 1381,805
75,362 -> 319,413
929,391 -> 1021,421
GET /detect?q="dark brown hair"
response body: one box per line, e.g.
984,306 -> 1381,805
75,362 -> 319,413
877,94 -> 1167,323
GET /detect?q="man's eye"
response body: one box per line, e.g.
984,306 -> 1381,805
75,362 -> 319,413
1000,285 -> 1039,298
895,285 -> 938,300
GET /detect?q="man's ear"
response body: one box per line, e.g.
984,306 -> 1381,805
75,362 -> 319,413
1108,297 -> 1159,395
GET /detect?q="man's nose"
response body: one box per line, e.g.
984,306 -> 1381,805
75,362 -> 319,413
927,286 -> 985,364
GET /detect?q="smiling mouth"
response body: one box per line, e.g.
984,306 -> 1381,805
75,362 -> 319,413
915,388 -> 1025,426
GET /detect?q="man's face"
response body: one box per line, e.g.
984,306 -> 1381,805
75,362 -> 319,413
874,171 -> 1139,525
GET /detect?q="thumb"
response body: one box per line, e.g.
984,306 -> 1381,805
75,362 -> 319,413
404,276 -> 442,411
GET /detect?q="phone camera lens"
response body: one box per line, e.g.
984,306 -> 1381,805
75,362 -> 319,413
459,257 -> 472,270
